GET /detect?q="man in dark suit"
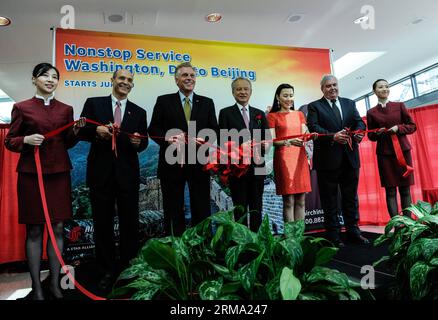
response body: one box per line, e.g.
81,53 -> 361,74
218,77 -> 268,231
79,69 -> 148,291
148,62 -> 218,236
307,75 -> 368,247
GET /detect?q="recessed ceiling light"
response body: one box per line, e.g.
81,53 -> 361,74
205,13 -> 222,23
0,16 -> 11,26
286,14 -> 304,23
354,15 -> 369,24
411,18 -> 424,25
108,13 -> 124,23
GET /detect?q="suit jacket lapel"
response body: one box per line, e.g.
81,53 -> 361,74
105,95 -> 114,124
121,100 -> 133,130
174,92 -> 187,130
248,106 -> 255,130
339,98 -> 347,127
190,93 -> 200,122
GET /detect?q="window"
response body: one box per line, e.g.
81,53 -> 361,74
369,94 -> 378,108
416,66 -> 438,95
355,98 -> 367,116
389,79 -> 414,102
0,89 -> 14,124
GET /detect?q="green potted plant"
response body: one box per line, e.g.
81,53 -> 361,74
374,201 -> 438,300
111,208 -> 362,300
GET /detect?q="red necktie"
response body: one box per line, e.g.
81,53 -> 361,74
114,101 -> 121,127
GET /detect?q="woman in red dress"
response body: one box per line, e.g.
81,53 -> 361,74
267,84 -> 315,222
5,63 -> 85,300
367,79 -> 416,217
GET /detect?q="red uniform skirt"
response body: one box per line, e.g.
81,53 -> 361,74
377,150 -> 415,188
17,172 -> 72,224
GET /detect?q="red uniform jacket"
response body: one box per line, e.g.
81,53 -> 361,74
4,97 -> 79,174
366,101 -> 416,155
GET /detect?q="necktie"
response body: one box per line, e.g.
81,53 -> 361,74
114,101 -> 122,127
184,97 -> 191,123
242,106 -> 249,129
331,100 -> 342,126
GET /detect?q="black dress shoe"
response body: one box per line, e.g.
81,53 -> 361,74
347,234 -> 370,245
328,237 -> 345,248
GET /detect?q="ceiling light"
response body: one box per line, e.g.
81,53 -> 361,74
411,18 -> 424,25
205,13 -> 222,23
334,52 -> 386,79
354,15 -> 369,24
0,16 -> 11,26
286,14 -> 304,23
108,14 -> 124,23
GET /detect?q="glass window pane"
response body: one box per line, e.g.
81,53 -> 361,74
355,99 -> 367,117
416,67 -> 438,95
389,79 -> 414,102
369,94 -> 378,108
0,101 -> 14,123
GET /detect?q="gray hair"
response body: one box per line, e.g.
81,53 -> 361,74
231,77 -> 252,92
175,62 -> 195,79
320,74 -> 338,88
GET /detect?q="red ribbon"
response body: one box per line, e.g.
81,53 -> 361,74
34,147 -> 106,300
390,134 -> 414,177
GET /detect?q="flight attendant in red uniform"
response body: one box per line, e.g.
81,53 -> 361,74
367,79 -> 416,217
5,63 -> 85,300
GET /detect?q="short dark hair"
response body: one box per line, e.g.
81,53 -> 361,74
270,83 -> 295,113
32,63 -> 60,79
372,79 -> 388,91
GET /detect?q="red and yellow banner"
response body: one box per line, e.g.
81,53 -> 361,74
55,28 -> 330,117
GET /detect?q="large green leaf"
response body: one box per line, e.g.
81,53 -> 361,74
210,210 -> 235,225
374,233 -> 390,247
384,215 -> 416,235
211,225 -> 224,249
210,262 -> 239,281
420,215 -> 438,226
172,238 -> 191,263
141,240 -> 178,271
221,281 -> 242,295
238,250 -> 265,292
406,239 -> 425,268
406,202 -> 428,219
231,222 -> 257,244
305,266 -> 350,289
225,243 -> 261,270
265,273 -> 281,300
130,286 -> 161,300
199,279 -> 223,300
410,261 -> 434,300
315,247 -> 339,266
421,238 -> 438,262
410,224 -> 430,242
277,238 -> 303,269
284,220 -> 305,242
257,214 -> 274,256
415,201 -> 432,215
280,267 -> 301,300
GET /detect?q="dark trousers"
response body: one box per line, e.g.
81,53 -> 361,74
316,154 -> 360,240
229,171 -> 265,232
160,169 -> 211,237
90,180 -> 139,274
